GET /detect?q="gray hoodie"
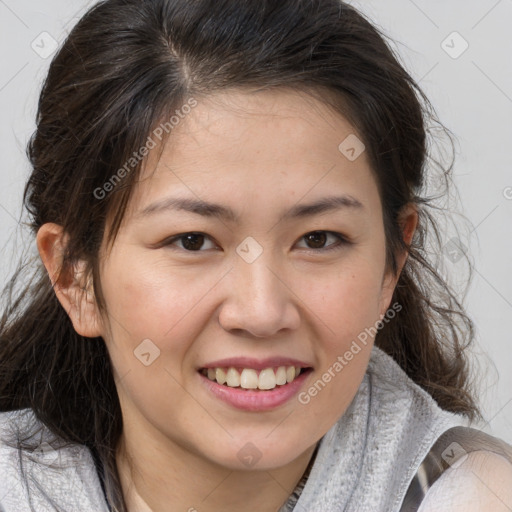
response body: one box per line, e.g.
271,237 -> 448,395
0,345 -> 471,512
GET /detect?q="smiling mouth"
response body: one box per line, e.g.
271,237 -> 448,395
199,366 -> 313,391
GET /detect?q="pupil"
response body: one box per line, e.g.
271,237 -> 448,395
306,231 -> 326,249
183,233 -> 204,251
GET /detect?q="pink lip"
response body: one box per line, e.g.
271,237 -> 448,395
199,357 -> 312,371
198,368 -> 313,411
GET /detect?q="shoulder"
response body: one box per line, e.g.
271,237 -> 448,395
418,449 -> 512,512
0,408 -> 40,508
0,408 -> 109,511
0,408 -> 34,463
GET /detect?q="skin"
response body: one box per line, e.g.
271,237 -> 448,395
420,451 -> 512,511
37,88 -> 417,512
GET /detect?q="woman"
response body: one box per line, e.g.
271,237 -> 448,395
1,0 -> 511,511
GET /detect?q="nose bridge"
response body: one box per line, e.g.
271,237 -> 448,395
239,255 -> 281,303
218,245 -> 300,336
235,236 -> 282,300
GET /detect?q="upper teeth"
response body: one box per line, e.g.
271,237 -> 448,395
203,366 -> 302,390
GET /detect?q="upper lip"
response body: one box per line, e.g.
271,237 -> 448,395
199,357 -> 313,371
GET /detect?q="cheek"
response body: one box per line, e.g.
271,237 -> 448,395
102,268 -> 171,340
101,254 -> 202,333
98,253 -> 227,370
294,265 -> 383,428
97,256 -> 214,409
301,258 -> 386,335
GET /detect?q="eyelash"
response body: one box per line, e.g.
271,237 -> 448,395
161,231 -> 351,254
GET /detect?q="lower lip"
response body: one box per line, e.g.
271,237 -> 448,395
198,369 -> 313,411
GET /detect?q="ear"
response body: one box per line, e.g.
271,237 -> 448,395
379,204 -> 419,315
395,203 -> 418,273
36,223 -> 103,338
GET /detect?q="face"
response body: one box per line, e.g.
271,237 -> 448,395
94,88 -> 400,470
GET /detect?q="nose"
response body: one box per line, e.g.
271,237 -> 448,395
218,255 -> 301,338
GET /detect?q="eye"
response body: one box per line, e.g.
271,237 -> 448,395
163,232 -> 218,252
295,231 -> 350,252
161,230 -> 350,253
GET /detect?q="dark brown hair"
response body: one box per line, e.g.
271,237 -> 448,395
0,0 -> 481,510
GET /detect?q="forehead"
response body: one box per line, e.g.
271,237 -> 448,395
158,87 -> 358,162
128,87 -> 378,219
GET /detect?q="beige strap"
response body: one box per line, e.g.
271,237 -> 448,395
399,426 -> 512,511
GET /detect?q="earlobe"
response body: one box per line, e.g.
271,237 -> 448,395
36,223 -> 103,338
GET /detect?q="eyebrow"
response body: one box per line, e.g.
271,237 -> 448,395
138,195 -> 364,223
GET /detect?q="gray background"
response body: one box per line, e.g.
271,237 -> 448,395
1,1 -> 511,443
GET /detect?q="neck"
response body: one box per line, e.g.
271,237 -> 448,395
115,429 -> 318,512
